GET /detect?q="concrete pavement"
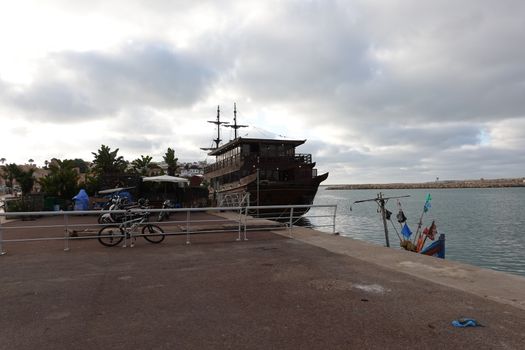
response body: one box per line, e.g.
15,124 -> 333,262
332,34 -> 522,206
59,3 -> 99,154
1,215 -> 525,349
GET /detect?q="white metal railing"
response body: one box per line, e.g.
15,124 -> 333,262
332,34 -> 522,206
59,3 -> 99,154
0,204 -> 337,255
218,192 -> 251,208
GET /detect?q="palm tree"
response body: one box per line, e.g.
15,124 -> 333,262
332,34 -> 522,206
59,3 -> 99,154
0,158 -> 6,165
3,163 -> 19,189
131,155 -> 154,176
39,159 -> 79,199
92,145 -> 127,175
28,159 -> 34,167
163,148 -> 178,176
91,145 -> 128,189
14,167 -> 35,196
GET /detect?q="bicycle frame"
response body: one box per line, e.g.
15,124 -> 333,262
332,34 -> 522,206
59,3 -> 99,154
97,207 -> 165,248
119,211 -> 149,247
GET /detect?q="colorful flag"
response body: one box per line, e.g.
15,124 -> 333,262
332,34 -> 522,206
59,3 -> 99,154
397,210 -> 407,223
423,221 -> 437,240
423,194 -> 432,213
401,223 -> 412,238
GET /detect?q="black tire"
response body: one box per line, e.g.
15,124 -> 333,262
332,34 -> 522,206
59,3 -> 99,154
142,224 -> 165,244
98,225 -> 124,247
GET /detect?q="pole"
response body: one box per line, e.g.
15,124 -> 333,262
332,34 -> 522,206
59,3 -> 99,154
0,219 -> 6,255
256,161 -> 260,217
332,205 -> 337,234
63,212 -> 70,252
186,210 -> 191,245
378,193 -> 390,247
288,207 -> 294,237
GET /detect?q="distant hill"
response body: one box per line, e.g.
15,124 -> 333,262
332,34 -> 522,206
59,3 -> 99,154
326,178 -> 525,190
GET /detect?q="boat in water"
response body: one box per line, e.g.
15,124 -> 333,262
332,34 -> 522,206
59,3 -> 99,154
354,193 -> 445,259
202,104 -> 328,217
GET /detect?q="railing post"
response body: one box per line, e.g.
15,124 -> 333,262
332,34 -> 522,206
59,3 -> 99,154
237,207 -> 242,241
0,217 -> 6,256
185,210 -> 191,245
243,193 -> 249,241
63,212 -> 70,252
288,207 -> 294,237
332,205 -> 338,234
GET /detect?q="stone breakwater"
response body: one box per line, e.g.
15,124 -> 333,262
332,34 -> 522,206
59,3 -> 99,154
326,177 -> 525,190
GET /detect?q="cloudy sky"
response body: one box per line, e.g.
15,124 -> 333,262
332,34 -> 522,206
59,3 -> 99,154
1,0 -> 524,184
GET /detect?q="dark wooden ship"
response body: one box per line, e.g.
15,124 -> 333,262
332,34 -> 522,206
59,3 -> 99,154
202,104 -> 328,217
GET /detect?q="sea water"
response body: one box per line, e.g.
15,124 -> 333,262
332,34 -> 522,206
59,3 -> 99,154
309,187 -> 525,277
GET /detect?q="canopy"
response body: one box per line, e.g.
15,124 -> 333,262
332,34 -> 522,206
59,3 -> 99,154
98,186 -> 135,195
142,175 -> 190,185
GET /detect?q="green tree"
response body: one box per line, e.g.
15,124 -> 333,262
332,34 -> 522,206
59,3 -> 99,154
39,159 -> 80,199
2,163 -> 19,188
13,167 -> 35,195
131,155 -> 154,176
163,148 -> 178,176
71,158 -> 89,173
92,145 -> 127,175
91,145 -> 129,190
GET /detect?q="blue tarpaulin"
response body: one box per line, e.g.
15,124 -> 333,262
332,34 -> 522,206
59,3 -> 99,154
73,189 -> 89,210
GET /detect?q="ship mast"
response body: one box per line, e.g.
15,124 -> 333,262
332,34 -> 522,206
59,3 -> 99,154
225,102 -> 248,139
201,105 -> 229,151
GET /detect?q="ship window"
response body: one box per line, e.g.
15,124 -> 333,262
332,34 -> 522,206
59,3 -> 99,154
278,144 -> 285,156
267,145 -> 277,157
242,144 -> 250,156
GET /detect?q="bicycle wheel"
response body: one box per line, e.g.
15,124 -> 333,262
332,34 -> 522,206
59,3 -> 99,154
142,224 -> 165,243
98,225 -> 124,247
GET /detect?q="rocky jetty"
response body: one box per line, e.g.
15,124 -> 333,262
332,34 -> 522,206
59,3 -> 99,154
326,177 -> 525,190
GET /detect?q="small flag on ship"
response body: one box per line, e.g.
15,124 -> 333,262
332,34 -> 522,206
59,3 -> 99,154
401,223 -> 412,238
423,194 -> 432,213
423,220 -> 437,240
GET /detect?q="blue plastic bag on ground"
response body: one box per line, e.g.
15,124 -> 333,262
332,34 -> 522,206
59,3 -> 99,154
452,318 -> 483,328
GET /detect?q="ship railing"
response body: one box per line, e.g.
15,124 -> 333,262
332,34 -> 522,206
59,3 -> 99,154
294,153 -> 312,164
203,155 -> 242,173
0,204 -> 337,254
204,153 -> 313,173
218,192 -> 251,207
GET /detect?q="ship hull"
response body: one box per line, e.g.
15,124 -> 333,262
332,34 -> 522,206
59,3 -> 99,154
216,173 -> 328,218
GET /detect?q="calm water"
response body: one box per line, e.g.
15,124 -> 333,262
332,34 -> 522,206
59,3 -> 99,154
309,187 -> 525,277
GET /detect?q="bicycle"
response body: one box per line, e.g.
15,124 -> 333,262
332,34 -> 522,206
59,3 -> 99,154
98,208 -> 165,247
97,195 -> 132,224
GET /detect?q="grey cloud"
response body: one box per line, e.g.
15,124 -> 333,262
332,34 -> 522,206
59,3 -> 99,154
3,0 -> 525,183
8,80 -> 96,118
350,122 -> 484,150
62,43 -> 217,107
219,0 -> 525,128
231,3 -> 373,101
2,42 -> 221,122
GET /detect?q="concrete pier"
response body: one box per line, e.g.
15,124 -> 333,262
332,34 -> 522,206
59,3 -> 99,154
1,214 -> 524,349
